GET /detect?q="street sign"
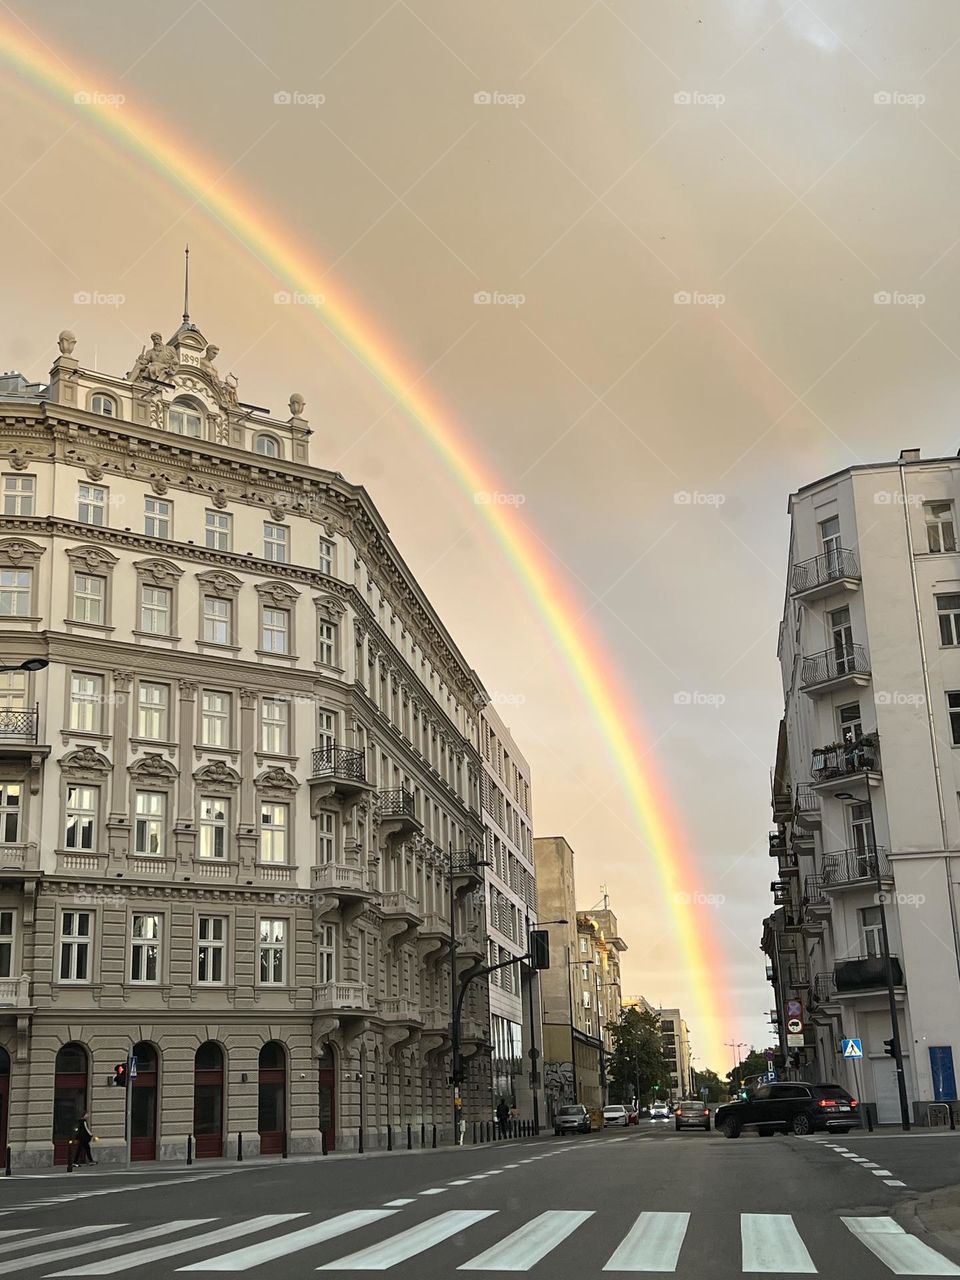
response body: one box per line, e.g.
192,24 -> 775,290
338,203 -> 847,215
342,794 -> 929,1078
787,1033 -> 804,1048
765,1050 -> 775,1063
786,998 -> 803,1020
841,1038 -> 863,1059
786,1017 -> 803,1034
764,1071 -> 778,1083
700,1086 -> 709,1100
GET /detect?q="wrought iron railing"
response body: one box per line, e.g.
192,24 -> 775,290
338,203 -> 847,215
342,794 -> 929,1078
0,705 -> 38,744
795,786 -> 820,815
311,745 -> 366,782
378,787 -> 416,820
801,643 -> 870,687
450,849 -> 483,876
791,548 -> 860,594
769,831 -> 787,856
771,880 -> 791,905
821,845 -> 890,887
811,738 -> 879,782
813,971 -> 837,1003
787,963 -> 809,989
835,954 -> 903,992
802,875 -> 827,905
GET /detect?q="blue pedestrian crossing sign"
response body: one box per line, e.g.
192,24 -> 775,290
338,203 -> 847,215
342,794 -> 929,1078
841,1038 -> 863,1059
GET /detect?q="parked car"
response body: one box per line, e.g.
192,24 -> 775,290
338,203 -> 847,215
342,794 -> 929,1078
554,1104 -> 592,1135
714,1082 -> 860,1138
649,1101 -> 672,1120
674,1100 -> 711,1131
602,1104 -> 629,1127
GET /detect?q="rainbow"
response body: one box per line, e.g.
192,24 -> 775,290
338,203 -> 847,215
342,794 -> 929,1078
0,19 -> 735,1065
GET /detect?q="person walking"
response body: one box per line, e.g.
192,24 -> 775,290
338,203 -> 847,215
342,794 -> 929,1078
75,1112 -> 96,1166
496,1098 -> 510,1140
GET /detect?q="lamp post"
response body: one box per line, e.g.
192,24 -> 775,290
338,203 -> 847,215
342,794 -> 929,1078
836,779 -> 911,1131
566,953 -> 593,1104
0,658 -> 47,674
725,1041 -> 747,1092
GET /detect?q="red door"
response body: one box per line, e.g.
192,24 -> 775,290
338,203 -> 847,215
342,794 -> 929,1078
258,1042 -> 286,1156
318,1046 -> 336,1152
131,1043 -> 158,1161
53,1043 -> 87,1165
194,1042 -> 224,1159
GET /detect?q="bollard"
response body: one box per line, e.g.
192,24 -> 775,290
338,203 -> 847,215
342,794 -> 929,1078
187,1134 -> 193,1165
67,1141 -> 73,1173
479,1121 -> 484,1143
387,1124 -> 393,1152
487,1121 -> 493,1143
358,1127 -> 364,1155
866,1105 -> 874,1133
407,1124 -> 412,1150
237,1131 -> 243,1162
282,1130 -> 288,1160
321,1130 -> 328,1156
472,1122 -> 477,1145
420,1122 -> 426,1148
4,1145 -> 10,1177
432,1124 -> 437,1149
951,1105 -> 957,1132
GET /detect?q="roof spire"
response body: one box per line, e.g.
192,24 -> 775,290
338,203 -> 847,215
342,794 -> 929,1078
182,244 -> 190,323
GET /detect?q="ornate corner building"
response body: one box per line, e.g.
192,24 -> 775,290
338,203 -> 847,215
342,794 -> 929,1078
0,314 -> 499,1164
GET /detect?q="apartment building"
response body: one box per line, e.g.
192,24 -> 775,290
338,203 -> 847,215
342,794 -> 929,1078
657,1008 -> 692,1099
763,448 -> 960,1122
0,314 -> 499,1164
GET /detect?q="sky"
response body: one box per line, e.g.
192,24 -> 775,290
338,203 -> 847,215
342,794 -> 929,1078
3,0 -> 960,1072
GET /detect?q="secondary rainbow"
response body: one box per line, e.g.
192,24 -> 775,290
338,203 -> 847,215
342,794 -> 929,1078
0,20 -> 734,1063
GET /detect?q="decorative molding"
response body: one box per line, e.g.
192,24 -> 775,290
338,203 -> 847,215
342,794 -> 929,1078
255,579 -> 300,606
59,746 -> 112,776
0,538 -> 44,567
315,595 -> 346,624
255,767 -> 299,794
193,760 -> 241,788
196,568 -> 242,598
133,557 -> 184,586
128,753 -> 178,780
65,543 -> 119,573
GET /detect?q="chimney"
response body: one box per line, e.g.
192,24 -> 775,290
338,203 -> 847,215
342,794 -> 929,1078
900,448 -> 920,462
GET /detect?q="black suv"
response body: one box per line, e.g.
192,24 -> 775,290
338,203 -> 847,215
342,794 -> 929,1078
714,1082 -> 859,1138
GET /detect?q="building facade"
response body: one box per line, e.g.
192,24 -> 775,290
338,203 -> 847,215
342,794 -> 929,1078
0,316 -> 501,1165
764,448 -> 960,1122
480,705 -> 541,1121
656,1008 -> 692,1099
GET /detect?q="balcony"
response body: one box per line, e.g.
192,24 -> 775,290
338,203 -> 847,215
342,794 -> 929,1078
787,964 -> 809,990
802,875 -> 831,918
377,788 -> 421,839
311,860 -> 376,924
769,831 -> 787,857
801,644 -> 870,696
379,891 -> 423,946
418,910 -> 451,963
0,975 -> 31,1009
314,982 -> 374,1013
791,549 -> 860,601
821,846 -> 891,890
771,880 -> 791,906
0,706 -> 38,745
777,847 -> 800,874
450,850 -> 485,889
376,996 -> 421,1025
772,788 -> 793,823
810,737 -> 880,789
309,746 -> 373,801
834,954 -> 904,994
794,787 -> 821,830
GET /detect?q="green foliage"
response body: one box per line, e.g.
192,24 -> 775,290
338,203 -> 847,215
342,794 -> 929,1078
725,1047 -> 779,1092
606,1006 -> 669,1104
692,1068 -> 724,1102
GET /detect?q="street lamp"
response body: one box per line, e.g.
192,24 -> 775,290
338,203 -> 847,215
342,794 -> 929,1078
0,658 -> 47,674
835,783 -> 911,1131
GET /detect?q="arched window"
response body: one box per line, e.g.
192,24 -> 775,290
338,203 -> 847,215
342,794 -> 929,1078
90,393 -> 118,418
131,1042 -> 159,1161
194,1041 -> 224,1158
53,1042 -> 88,1164
169,400 -> 203,439
254,434 -> 282,459
259,1041 -> 285,1070
195,1041 -> 223,1071
258,1041 -> 286,1154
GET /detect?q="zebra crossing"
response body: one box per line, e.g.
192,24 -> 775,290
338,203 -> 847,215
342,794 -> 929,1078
0,1209 -> 951,1274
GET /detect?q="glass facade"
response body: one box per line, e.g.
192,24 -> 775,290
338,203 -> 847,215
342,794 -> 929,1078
491,1014 -> 523,1106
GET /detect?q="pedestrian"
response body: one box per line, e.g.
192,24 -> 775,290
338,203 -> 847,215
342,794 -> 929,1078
75,1112 -> 96,1166
496,1098 -> 510,1140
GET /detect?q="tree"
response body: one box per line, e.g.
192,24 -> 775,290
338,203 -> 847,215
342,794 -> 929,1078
692,1068 -> 724,1102
606,1007 -> 669,1104
726,1048 -> 779,1095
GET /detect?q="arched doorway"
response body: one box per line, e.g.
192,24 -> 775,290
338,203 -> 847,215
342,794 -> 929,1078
131,1042 -> 158,1161
193,1042 -> 224,1158
53,1043 -> 87,1165
0,1047 -> 10,1156
318,1045 -> 336,1152
258,1041 -> 286,1155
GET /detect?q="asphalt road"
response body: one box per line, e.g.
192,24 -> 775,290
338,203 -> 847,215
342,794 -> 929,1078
0,1124 -> 959,1276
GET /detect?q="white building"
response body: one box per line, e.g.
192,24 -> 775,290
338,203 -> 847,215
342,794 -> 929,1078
765,447 -> 960,1122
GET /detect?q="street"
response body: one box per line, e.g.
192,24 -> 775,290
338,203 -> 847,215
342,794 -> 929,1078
0,1128 -> 959,1277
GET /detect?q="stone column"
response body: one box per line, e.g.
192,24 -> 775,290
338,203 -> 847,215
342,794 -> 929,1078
174,681 -> 197,867
106,670 -> 132,868
237,689 -> 259,871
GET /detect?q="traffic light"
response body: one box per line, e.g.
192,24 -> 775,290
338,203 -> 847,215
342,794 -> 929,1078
529,930 -> 550,970
113,1061 -> 128,1087
883,1039 -> 895,1058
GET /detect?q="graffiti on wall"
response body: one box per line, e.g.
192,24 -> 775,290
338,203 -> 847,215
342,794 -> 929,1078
544,1060 -> 574,1094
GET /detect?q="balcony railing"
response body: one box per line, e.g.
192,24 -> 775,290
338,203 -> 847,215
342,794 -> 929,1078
0,706 -> 38,745
801,644 -> 870,688
813,971 -> 837,1004
796,786 -> 820,816
821,845 -> 890,887
811,737 -> 879,783
787,964 -> 809,989
802,875 -> 828,905
771,880 -> 791,905
769,831 -> 787,857
378,788 -> 416,820
791,549 -> 860,595
835,954 -> 904,992
311,746 -> 366,783
450,850 -> 484,877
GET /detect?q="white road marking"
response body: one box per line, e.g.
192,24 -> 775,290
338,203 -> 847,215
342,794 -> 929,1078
179,1210 -> 397,1272
459,1210 -> 593,1271
885,1180 -> 907,1187
842,1216 -> 960,1275
0,1227 -> 115,1258
603,1211 -> 690,1272
50,1216 -> 303,1275
870,1169 -> 894,1177
741,1214 -> 817,1274
420,1190 -> 447,1196
0,1222 -> 210,1276
607,1137 -> 631,1144
447,1182 -> 472,1187
383,1200 -> 414,1207
318,1209 -> 496,1271
848,1157 -> 870,1163
862,1162 -> 879,1168
0,1237 -> 34,1244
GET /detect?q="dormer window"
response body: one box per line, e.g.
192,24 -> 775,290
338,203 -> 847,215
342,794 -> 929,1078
254,434 -> 282,459
90,393 -> 118,418
169,400 -> 203,439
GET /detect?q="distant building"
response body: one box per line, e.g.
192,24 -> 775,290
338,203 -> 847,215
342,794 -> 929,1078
657,1009 -> 692,1098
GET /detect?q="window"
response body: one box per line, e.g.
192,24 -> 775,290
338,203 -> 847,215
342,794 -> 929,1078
72,573 -> 105,625
205,510 -> 232,551
64,786 -> 97,850
258,918 -> 286,984
77,484 -> 107,526
838,702 -> 863,744
0,569 -> 31,617
197,916 -> 227,984
202,596 -> 231,645
0,784 -> 21,844
318,537 -> 335,577
939,595 -> 960,647
199,796 -> 229,860
0,671 -> 26,711
317,811 -> 336,864
318,620 -> 338,668
144,497 -> 172,539
579,936 -> 588,954
134,792 -> 165,857
130,914 -> 161,982
318,923 -> 336,984
926,501 -> 956,554
259,803 -> 288,863
90,393 -> 117,417
582,990 -> 591,1008
949,692 -> 960,746
69,672 -> 103,733
255,434 -> 282,458
140,585 -> 172,635
261,608 -> 289,654
849,802 -> 875,864
264,523 -> 288,563
0,911 -> 14,978
136,682 -> 169,740
169,403 -> 202,438
859,905 -> 883,959
261,698 -> 289,754
59,911 -> 91,982
2,475 -> 34,516
200,690 -> 231,747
